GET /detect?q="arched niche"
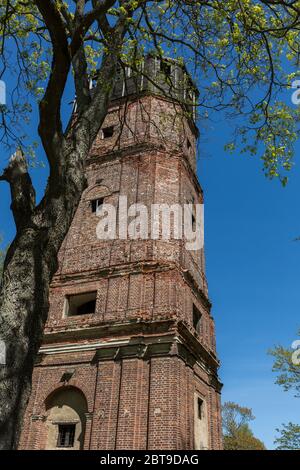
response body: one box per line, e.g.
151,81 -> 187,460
83,184 -> 111,203
44,386 -> 88,450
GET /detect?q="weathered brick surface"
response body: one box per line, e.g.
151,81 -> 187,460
19,92 -> 222,450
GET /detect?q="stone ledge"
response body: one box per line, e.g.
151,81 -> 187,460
39,320 -> 220,373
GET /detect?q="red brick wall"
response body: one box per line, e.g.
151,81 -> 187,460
19,93 -> 222,450
19,351 -> 222,450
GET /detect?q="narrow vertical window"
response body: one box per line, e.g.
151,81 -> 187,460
193,304 -> 202,334
91,198 -> 104,213
197,397 -> 203,420
192,213 -> 196,231
160,60 -> 172,78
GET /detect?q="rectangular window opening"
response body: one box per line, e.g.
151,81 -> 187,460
102,126 -> 114,139
197,397 -> 203,420
66,291 -> 97,317
192,213 -> 196,231
91,198 -> 104,213
57,424 -> 76,448
193,304 -> 202,334
160,61 -> 172,78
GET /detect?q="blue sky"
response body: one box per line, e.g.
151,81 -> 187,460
1,72 -> 300,451
200,116 -> 300,449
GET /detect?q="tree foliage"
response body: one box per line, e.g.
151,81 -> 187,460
1,0 -> 300,450
274,422 -> 300,450
1,1 -> 300,182
222,402 -> 266,450
224,426 -> 266,451
222,401 -> 255,436
270,333 -> 300,451
270,331 -> 300,396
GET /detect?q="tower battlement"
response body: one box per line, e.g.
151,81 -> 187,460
91,55 -> 198,125
89,56 -> 199,173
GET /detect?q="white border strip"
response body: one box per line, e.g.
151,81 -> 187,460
39,339 -> 130,355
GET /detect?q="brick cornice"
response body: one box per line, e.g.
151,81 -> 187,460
38,324 -> 222,393
40,318 -> 220,371
42,318 -> 175,344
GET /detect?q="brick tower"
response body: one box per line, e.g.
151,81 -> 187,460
19,56 -> 222,450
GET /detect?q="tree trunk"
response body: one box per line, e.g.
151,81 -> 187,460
0,143 -> 87,449
0,230 -> 51,449
0,23 -> 121,445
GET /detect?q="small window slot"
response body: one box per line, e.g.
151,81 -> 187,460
91,198 -> 104,213
193,304 -> 202,334
102,126 -> 114,139
197,397 -> 203,420
160,61 -> 172,78
192,213 -> 196,231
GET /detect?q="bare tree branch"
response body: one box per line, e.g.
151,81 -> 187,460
34,0 -> 71,166
0,150 -> 35,232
